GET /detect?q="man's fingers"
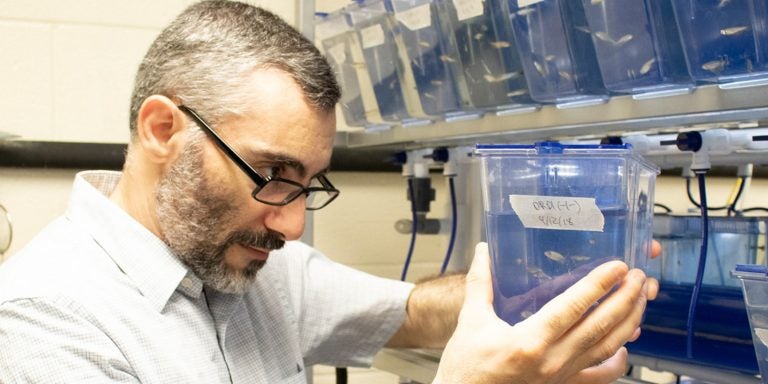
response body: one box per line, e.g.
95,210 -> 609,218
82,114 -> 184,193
528,260 -> 628,343
462,242 -> 495,314
565,347 -> 629,384
566,268 -> 647,367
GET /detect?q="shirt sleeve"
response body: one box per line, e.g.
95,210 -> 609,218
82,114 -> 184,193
283,242 -> 414,368
0,297 -> 139,384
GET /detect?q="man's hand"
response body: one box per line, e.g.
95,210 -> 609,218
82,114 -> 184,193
434,242 -> 658,384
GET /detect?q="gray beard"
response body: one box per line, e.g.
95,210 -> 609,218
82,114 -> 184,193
154,136 -> 284,294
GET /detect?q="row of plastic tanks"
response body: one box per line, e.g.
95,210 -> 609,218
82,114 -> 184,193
635,214 -> 768,375
315,0 -> 768,129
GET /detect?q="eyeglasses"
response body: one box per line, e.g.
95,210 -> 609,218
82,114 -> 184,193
178,105 -> 340,210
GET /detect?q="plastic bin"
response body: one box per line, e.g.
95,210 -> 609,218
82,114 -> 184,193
387,0 -> 481,119
581,0 -> 693,96
346,0 -> 431,123
316,10 -> 389,129
671,0 -> 768,85
438,0 -> 536,111
630,215 -> 768,374
504,0 -> 608,106
732,264 -> 768,381
476,142 -> 658,325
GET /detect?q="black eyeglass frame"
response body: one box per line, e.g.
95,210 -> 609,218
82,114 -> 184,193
178,105 -> 340,210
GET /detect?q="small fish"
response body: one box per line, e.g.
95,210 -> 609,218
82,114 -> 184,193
747,58 -> 754,72
517,7 -> 536,16
717,0 -> 732,9
430,80 -> 443,86
720,26 -> 748,36
614,34 -> 633,46
526,266 -> 552,280
544,54 -> 556,62
514,257 -> 523,265
423,92 -> 437,100
570,255 -> 591,262
591,0 -> 604,4
489,41 -> 512,49
483,71 -> 522,83
574,25 -> 592,34
418,40 -> 431,48
594,31 -> 612,42
702,58 -> 727,73
521,310 -> 534,319
639,58 -> 656,75
533,60 -> 547,76
474,32 -> 485,40
507,89 -> 529,97
439,54 -> 457,63
544,250 -> 566,263
351,62 -> 367,69
558,70 -> 573,81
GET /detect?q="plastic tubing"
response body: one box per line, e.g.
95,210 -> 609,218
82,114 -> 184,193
440,176 -> 458,275
686,171 -> 710,358
401,177 -> 418,282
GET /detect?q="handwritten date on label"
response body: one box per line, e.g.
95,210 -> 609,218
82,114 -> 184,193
509,195 -> 605,232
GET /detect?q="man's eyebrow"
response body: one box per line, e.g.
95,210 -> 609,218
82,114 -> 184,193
242,149 -> 321,179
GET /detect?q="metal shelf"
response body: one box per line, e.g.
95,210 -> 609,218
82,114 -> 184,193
337,83 -> 768,151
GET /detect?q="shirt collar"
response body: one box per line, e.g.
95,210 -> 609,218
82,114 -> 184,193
65,170 -> 202,312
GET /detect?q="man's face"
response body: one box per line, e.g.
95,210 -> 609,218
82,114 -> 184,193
155,69 -> 336,293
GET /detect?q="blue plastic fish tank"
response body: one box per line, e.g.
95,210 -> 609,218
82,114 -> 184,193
476,142 -> 658,325
346,0 -> 432,123
504,0 -> 608,106
670,0 -> 768,85
316,10 -> 388,129
631,215 -> 768,374
439,0 -> 536,111
386,0 -> 481,119
732,264 -> 768,380
581,0 -> 693,96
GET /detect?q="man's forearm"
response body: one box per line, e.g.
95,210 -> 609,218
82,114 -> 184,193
386,273 -> 466,348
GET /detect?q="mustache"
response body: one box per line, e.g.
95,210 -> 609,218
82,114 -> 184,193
226,230 -> 285,251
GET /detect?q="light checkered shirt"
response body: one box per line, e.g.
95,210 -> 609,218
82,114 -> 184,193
0,171 -> 413,383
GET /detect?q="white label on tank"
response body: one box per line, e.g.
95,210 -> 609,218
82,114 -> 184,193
327,43 -> 347,65
361,24 -> 386,49
453,0 -> 484,21
517,0 -> 545,7
395,3 -> 432,31
508,195 -> 605,232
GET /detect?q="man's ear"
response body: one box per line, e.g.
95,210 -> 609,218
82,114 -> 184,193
135,96 -> 188,164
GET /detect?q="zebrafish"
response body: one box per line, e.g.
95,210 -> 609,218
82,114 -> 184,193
544,250 -> 566,263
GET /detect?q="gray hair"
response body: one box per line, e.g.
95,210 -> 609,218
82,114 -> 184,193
128,0 -> 340,138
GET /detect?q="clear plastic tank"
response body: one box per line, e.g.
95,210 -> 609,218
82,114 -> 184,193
316,10 -> 388,129
477,142 -> 658,325
438,0 -> 536,111
671,0 -> 768,85
631,215 -> 768,374
387,0 -> 481,119
581,0 -> 693,96
347,0 -> 432,124
504,0 -> 608,105
732,264 -> 768,380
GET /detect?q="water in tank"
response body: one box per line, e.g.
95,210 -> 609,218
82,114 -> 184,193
316,10 -> 389,130
387,0 -> 484,120
438,0 -> 536,111
581,0 -> 693,96
505,0 -> 608,106
671,0 -> 768,85
347,0 -> 432,124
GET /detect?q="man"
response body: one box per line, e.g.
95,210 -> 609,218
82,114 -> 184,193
0,1 -> 658,383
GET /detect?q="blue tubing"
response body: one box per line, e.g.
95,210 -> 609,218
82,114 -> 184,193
440,177 -> 458,275
401,178 -> 418,282
686,172 -> 709,358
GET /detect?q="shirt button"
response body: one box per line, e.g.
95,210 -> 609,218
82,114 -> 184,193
180,277 -> 194,290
